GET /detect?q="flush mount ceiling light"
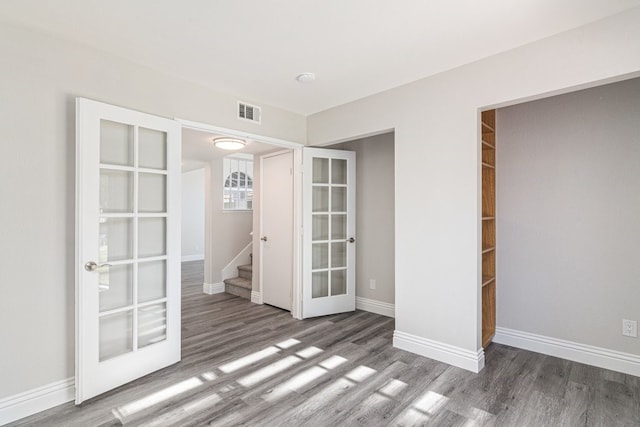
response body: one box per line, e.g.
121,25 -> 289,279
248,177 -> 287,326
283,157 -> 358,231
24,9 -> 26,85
213,137 -> 246,150
295,72 -> 316,83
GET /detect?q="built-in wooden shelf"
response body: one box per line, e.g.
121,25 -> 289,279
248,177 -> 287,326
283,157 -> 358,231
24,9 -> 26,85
482,275 -> 495,287
482,140 -> 495,148
481,109 -> 496,349
482,121 -> 495,131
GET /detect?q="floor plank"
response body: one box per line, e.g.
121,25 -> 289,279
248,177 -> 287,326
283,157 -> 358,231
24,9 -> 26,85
8,261 -> 640,426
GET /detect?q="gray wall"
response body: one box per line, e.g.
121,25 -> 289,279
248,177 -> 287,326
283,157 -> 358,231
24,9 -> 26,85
0,22 -> 304,399
204,158 -> 253,285
181,168 -> 205,260
307,9 -> 640,359
331,133 -> 395,305
496,77 -> 640,354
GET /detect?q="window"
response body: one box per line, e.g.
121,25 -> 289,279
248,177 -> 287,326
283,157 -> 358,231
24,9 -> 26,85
223,155 -> 253,210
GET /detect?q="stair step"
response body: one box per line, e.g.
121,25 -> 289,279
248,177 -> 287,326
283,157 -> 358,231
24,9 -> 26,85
238,264 -> 252,280
223,277 -> 252,289
223,276 -> 252,300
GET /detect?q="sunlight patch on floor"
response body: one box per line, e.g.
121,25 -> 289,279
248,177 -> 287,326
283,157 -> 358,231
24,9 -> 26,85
345,365 -> 377,382
112,377 -> 203,420
144,391 -> 222,425
200,371 -> 217,381
413,390 -> 448,414
263,355 -> 349,402
276,338 -> 301,349
295,346 -> 323,359
218,346 -> 280,373
393,390 -> 450,424
379,378 -> 408,398
319,355 -> 347,369
237,355 -> 303,387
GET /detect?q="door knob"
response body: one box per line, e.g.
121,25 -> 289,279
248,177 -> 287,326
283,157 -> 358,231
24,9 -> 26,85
84,261 -> 112,272
347,237 -> 355,243
261,236 -> 268,242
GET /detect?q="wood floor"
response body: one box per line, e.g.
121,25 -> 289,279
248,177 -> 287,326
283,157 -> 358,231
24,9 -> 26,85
10,261 -> 640,426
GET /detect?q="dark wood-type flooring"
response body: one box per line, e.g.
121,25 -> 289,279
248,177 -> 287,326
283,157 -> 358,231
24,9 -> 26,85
10,261 -> 640,426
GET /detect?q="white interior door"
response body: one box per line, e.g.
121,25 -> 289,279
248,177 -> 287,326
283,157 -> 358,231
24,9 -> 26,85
302,147 -> 356,318
260,151 -> 294,311
76,98 -> 181,403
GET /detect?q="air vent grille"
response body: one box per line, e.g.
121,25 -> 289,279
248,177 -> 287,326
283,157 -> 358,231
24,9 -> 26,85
238,102 -> 261,124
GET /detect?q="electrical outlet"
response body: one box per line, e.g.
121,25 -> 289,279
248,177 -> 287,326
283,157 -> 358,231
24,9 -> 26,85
369,279 -> 376,290
622,319 -> 637,338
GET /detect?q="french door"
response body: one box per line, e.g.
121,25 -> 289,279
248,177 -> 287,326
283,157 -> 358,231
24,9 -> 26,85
75,98 -> 181,403
302,148 -> 356,318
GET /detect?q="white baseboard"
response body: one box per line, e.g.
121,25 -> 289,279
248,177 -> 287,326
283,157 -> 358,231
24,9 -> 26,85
203,282 -> 225,295
393,330 -> 485,373
251,291 -> 261,304
494,327 -> 640,377
356,297 -> 395,318
181,254 -> 204,262
0,377 -> 74,425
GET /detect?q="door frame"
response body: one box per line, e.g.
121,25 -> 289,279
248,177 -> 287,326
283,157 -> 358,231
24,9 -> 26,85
176,119 -> 304,319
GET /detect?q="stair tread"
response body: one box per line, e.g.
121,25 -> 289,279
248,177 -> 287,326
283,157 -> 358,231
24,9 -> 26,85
237,264 -> 252,272
223,277 -> 252,289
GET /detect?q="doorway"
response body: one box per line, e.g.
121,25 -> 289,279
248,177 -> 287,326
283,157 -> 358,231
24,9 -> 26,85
322,132 -> 396,318
180,124 -> 299,313
487,77 -> 640,375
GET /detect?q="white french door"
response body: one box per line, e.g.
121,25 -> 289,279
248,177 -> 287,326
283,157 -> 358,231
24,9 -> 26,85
76,98 -> 181,403
302,147 -> 356,318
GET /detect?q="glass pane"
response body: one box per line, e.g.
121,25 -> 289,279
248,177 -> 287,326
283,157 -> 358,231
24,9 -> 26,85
312,215 -> 329,241
312,158 -> 329,184
331,214 -> 347,240
138,303 -> 167,349
332,159 -> 347,184
99,264 -> 133,312
138,218 -> 166,258
312,243 -> 328,269
331,242 -> 347,268
312,271 -> 328,298
138,260 -> 166,303
331,270 -> 347,296
139,173 -> 166,213
139,127 -> 167,170
100,120 -> 133,166
100,170 -> 133,213
331,187 -> 347,212
99,310 -> 133,362
99,218 -> 133,263
312,187 -> 329,212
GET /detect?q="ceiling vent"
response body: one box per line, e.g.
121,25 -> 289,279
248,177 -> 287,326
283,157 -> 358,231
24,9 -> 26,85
238,101 -> 261,124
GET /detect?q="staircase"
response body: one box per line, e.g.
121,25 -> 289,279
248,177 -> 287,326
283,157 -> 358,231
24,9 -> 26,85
223,263 -> 252,300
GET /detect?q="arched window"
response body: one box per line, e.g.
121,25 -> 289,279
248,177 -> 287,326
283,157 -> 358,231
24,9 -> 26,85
224,171 -> 253,189
223,156 -> 253,210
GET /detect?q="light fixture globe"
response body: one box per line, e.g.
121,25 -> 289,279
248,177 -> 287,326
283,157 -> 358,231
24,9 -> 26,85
213,137 -> 246,150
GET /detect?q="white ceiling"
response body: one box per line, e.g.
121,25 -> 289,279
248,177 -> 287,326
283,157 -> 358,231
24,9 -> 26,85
1,1 -> 639,115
